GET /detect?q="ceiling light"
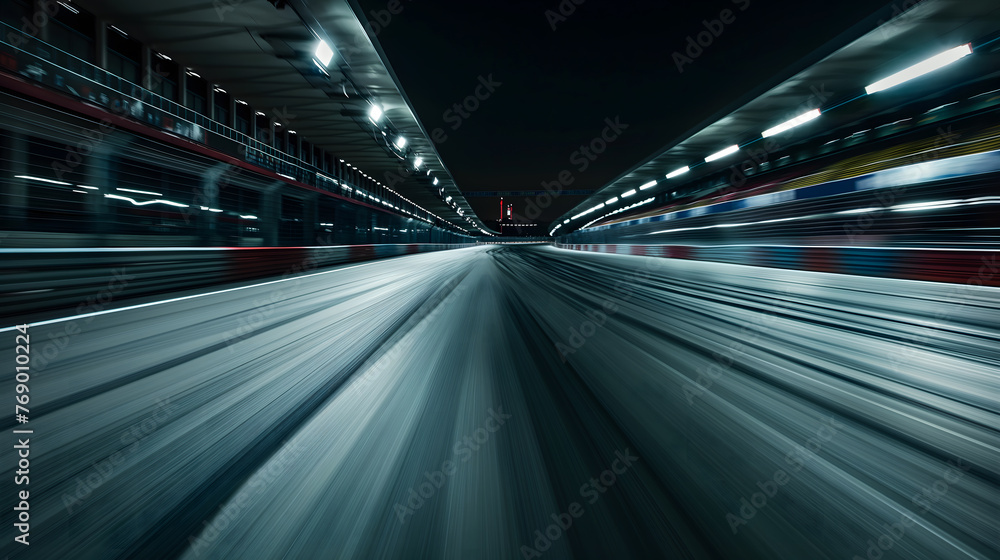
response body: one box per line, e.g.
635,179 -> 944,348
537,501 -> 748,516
762,109 -> 821,138
314,39 -> 334,67
666,166 -> 690,179
865,44 -> 972,95
705,145 -> 739,162
639,180 -> 657,190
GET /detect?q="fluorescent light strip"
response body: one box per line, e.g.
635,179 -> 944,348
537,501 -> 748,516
705,145 -> 739,162
606,197 -> 618,205
639,180 -> 657,190
666,166 -> 690,179
621,189 -> 636,198
762,109 -> 821,138
865,44 -> 972,95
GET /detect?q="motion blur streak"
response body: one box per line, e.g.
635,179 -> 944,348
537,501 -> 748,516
2,245 -> 998,559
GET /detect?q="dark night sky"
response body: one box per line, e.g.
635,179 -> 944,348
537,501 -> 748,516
355,0 -> 890,226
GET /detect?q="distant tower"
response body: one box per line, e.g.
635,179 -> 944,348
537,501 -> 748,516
500,197 -> 504,222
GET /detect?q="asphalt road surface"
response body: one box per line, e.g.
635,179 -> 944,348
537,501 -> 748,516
2,245 -> 997,559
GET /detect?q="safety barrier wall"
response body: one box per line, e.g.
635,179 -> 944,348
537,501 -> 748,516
555,244 -> 1000,287
0,243 -> 474,321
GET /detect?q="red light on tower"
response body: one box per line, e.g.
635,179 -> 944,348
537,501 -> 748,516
500,197 -> 504,222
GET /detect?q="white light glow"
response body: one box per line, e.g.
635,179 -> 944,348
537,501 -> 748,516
606,197 -> 618,204
314,40 -> 334,67
394,136 -> 407,149
105,194 -> 188,208
865,44 -> 972,95
639,180 -> 657,190
117,187 -> 162,196
621,189 -> 636,198
433,177 -> 439,186
16,175 -> 71,186
705,145 -> 739,162
414,157 -> 423,168
369,104 -> 383,122
762,109 -> 821,138
666,166 -> 690,179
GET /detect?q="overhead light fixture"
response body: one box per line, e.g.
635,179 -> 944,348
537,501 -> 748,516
110,25 -> 127,37
394,136 -> 407,149
762,108 -> 821,137
639,180 -> 657,190
155,52 -> 171,61
214,87 -> 227,94
433,177 -> 439,185
666,166 -> 690,179
606,197 -> 618,204
621,189 -> 637,198
236,99 -> 248,105
369,104 -> 383,122
186,70 -> 201,78
865,44 -> 972,95
414,156 -> 423,168
76,185 -> 98,190
705,145 -> 739,162
255,111 -> 266,116
314,39 -> 334,67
